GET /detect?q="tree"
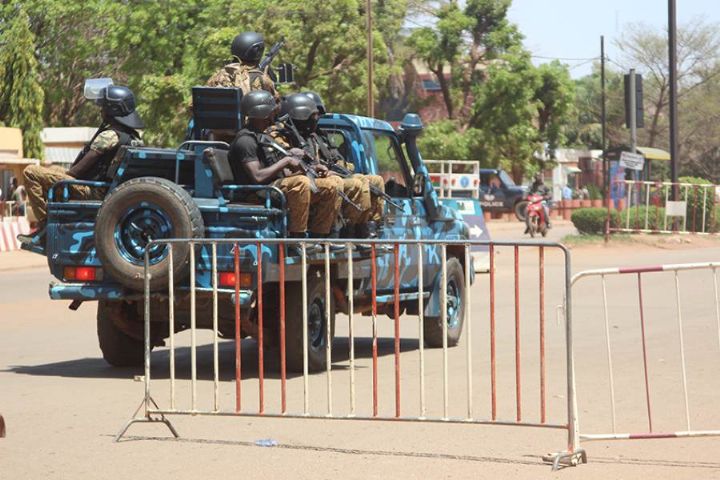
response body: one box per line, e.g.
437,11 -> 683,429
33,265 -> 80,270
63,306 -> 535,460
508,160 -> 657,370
0,4 -> 45,159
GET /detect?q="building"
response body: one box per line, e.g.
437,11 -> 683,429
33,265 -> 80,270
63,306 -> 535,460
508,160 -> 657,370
41,127 -> 96,170
0,127 -> 40,200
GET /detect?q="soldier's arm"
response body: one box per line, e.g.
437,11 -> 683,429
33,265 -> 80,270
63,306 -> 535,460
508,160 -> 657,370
243,158 -> 299,184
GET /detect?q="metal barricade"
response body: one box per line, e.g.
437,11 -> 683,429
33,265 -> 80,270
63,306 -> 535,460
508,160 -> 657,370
116,238 -> 584,468
572,261 -> 720,444
425,160 -> 480,199
608,180 -> 719,235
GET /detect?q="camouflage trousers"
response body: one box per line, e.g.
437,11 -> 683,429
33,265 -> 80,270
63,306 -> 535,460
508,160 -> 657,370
23,165 -> 104,224
322,174 -> 385,225
273,174 -> 340,235
364,174 -> 385,224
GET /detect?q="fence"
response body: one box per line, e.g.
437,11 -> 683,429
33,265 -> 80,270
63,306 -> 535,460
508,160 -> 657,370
116,238 -> 585,469
608,180 -> 720,235
571,261 -> 720,445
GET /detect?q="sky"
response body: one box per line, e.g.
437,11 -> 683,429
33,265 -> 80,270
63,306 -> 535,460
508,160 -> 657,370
507,0 -> 720,78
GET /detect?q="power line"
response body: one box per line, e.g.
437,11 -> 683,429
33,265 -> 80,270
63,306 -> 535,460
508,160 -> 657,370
531,55 -> 599,62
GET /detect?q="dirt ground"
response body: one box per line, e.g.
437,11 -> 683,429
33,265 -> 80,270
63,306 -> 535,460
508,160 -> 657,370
1,233 -> 720,479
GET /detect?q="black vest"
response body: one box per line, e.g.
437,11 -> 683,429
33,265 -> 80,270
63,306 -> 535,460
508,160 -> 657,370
71,125 -> 139,181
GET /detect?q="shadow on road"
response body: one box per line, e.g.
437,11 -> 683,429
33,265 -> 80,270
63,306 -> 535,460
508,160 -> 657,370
4,336 -> 421,381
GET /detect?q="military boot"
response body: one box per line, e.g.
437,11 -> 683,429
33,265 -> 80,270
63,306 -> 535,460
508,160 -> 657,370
287,232 -> 321,258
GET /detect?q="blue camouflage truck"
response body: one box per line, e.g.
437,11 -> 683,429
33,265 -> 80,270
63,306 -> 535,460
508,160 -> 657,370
24,88 -> 484,371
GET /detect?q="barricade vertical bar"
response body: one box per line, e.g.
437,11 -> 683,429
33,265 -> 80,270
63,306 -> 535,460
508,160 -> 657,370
489,244 -> 497,421
257,242 -> 264,415
683,185 -> 689,232
514,245 -> 521,422
234,243 -> 241,413
637,273 -> 653,432
714,267 -> 720,351
143,250 -> 151,414
347,243 -> 356,417
441,244 -> 449,420
190,242 -> 197,412
394,243 -> 401,418
212,243 -> 219,412
674,271 -> 691,430
634,182 -> 641,231
664,185 -> 670,232
692,186 -> 698,233
464,244 -> 473,420
644,184 -> 651,231
168,245 -> 175,410
563,246 -> 582,460
539,246 -> 546,424
601,275 -> 617,433
625,183 -> 632,230
325,244 -> 332,417
279,246 -> 287,414
301,244 -> 309,415
702,186 -> 708,233
371,244 -> 378,417
417,244 -> 426,418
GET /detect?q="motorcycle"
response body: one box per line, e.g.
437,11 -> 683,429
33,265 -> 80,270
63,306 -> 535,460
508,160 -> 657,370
525,193 -> 548,238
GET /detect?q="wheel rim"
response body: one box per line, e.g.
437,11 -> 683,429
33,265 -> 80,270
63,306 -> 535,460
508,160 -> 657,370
446,278 -> 461,329
308,298 -> 326,351
114,203 -> 173,266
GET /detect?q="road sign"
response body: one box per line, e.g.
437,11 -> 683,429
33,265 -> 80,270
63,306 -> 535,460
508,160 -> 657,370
619,151 -> 645,171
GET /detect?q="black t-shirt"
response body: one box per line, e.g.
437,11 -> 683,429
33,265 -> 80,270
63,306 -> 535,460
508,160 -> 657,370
228,129 -> 283,185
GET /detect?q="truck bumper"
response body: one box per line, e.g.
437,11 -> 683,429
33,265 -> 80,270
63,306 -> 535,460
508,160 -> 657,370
49,282 -> 131,301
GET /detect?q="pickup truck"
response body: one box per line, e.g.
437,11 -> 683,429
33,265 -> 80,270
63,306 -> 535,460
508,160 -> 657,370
479,168 -> 528,221
23,87 -> 484,372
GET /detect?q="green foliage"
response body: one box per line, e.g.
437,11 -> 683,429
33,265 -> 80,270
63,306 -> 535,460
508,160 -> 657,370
571,208 -> 618,235
586,184 -> 603,200
678,176 -> 714,232
0,4 -> 44,159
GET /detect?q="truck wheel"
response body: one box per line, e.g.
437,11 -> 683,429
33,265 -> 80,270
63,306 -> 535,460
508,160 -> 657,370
285,271 -> 336,373
97,300 -> 146,367
424,257 -> 465,348
514,200 -> 528,221
95,177 -> 204,292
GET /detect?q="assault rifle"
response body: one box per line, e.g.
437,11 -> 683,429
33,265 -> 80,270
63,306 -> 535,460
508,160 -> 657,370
258,37 -> 285,71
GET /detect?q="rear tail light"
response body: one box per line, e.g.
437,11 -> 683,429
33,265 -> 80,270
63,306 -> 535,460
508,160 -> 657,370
64,266 -> 101,282
219,272 -> 252,288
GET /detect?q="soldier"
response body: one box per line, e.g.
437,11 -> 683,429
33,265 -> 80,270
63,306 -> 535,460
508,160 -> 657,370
206,31 -> 279,101
300,91 -> 387,239
228,90 -> 340,248
21,85 -> 144,244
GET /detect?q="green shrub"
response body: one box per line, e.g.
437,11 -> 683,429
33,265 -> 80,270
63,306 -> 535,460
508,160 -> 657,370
679,176 -> 714,232
571,208 -> 619,235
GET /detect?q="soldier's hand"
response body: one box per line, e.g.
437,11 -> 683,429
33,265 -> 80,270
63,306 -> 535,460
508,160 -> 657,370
315,164 -> 329,178
284,156 -> 303,171
288,148 -> 305,158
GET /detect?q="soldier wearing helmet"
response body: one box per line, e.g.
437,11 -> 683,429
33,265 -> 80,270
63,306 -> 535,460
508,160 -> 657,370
206,32 -> 279,102
21,85 -> 144,243
228,91 -> 339,243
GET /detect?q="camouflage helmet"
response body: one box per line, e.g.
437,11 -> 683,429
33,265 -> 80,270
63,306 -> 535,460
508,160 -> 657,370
231,32 -> 265,64
302,91 -> 326,115
280,93 -> 318,121
100,85 -> 144,130
241,90 -> 277,120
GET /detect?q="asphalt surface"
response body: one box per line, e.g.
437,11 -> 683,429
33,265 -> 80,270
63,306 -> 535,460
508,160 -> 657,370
2,231 -> 720,479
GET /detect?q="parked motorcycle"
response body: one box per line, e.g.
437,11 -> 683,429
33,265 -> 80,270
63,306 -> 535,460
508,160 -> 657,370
525,193 -> 548,238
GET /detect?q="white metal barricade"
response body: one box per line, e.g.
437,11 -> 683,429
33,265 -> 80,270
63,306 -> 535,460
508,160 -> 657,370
572,262 -> 720,445
116,238 -> 585,469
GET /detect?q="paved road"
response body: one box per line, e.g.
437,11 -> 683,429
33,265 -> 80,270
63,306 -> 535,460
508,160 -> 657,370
1,242 -> 720,479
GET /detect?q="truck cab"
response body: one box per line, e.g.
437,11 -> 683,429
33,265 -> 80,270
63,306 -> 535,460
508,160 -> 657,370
479,168 -> 528,220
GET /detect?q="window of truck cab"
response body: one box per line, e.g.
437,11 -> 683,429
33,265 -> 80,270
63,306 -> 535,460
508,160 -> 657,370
362,129 -> 414,198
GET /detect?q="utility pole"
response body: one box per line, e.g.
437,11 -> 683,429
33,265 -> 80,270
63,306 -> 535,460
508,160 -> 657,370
366,0 -> 374,118
668,0 -> 679,199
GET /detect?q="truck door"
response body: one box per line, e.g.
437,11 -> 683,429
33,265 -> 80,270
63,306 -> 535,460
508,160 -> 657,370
364,130 -> 427,291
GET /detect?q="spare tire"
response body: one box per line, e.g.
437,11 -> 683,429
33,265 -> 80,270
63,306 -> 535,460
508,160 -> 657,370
95,177 -> 203,291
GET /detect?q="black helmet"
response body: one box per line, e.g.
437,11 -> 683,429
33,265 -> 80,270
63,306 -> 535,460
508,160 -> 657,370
231,32 -> 265,64
100,85 -> 144,130
302,91 -> 326,115
281,93 -> 318,121
241,90 -> 277,120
